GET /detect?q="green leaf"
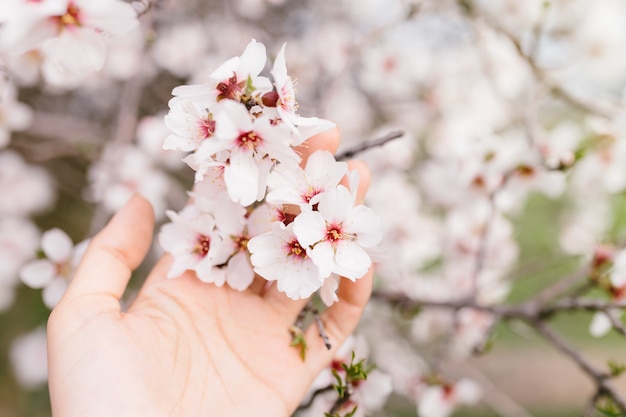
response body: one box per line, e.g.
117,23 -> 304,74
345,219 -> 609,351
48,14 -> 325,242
289,326 -> 307,361
608,359 -> 626,377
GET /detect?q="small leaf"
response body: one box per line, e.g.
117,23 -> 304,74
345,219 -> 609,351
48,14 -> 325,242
289,326 -> 307,361
345,406 -> 358,417
608,359 -> 626,377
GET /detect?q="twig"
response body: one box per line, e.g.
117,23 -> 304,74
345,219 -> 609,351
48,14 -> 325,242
531,268 -> 589,307
295,385 -> 334,411
335,130 -> 405,161
312,306 -> 332,350
531,321 -> 626,414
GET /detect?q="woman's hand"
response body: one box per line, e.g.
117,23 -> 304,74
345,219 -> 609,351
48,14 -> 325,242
47,129 -> 373,417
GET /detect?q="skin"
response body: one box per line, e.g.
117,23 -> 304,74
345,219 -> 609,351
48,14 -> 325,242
47,128 -> 374,417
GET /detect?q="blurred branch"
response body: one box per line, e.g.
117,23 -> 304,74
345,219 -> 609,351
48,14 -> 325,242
335,130 -> 405,160
25,112 -> 107,146
532,321 -> 626,414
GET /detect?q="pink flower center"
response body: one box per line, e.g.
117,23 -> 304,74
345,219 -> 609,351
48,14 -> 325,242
194,235 -> 211,257
237,131 -> 262,150
198,114 -> 216,139
326,224 -> 343,243
54,3 -> 82,30
216,73 -> 245,101
287,239 -> 306,259
303,187 -> 323,204
233,235 -> 249,252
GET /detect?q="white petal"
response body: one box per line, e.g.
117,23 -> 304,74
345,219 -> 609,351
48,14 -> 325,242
319,275 -> 339,306
78,0 -> 138,35
41,228 -> 73,262
42,277 -> 67,308
238,39 -> 267,79
589,312 -> 613,337
226,251 -> 254,291
418,386 -> 454,417
317,186 -> 354,224
333,240 -> 371,280
19,260 -> 56,289
293,211 -> 326,247
454,379 -> 481,405
224,151 -> 260,206
308,242 -> 335,279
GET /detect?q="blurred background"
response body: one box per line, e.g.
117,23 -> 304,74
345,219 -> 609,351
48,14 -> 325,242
2,0 -> 626,415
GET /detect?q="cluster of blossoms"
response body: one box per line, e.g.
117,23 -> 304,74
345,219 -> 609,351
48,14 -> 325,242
4,0 -> 626,415
159,40 -> 383,304
0,0 -> 138,86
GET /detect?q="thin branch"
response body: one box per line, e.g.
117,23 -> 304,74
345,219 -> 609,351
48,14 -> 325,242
296,385 -> 334,411
531,321 -> 626,414
312,306 -> 332,350
335,130 -> 405,161
531,268 -> 589,307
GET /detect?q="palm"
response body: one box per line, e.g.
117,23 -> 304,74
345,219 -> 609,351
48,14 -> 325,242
47,131 -> 373,417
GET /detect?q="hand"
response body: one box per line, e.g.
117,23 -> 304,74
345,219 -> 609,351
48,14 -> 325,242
47,129 -> 374,417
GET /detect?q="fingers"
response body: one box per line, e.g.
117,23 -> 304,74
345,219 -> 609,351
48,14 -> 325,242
343,160 -> 371,205
296,126 -> 341,164
304,267 -> 374,373
62,195 -> 155,305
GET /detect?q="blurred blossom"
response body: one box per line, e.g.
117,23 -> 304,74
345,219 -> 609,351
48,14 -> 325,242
10,327 -> 48,389
0,150 -> 55,217
87,144 -> 173,220
0,217 -> 40,310
152,23 -> 208,78
19,228 -> 88,308
0,83 -> 33,148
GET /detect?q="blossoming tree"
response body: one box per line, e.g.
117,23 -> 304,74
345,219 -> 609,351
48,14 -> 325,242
1,0 -> 626,416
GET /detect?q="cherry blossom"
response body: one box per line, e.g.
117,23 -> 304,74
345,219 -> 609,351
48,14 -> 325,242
266,150 -> 347,209
0,0 -> 138,77
19,228 -> 87,308
248,222 -> 324,300
158,202 -> 228,285
293,185 -> 382,280
416,379 -> 481,417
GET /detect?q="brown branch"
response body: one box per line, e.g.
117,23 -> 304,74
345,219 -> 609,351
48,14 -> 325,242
335,130 -> 405,161
531,321 -> 626,414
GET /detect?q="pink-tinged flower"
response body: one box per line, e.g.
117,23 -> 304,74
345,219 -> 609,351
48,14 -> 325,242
206,194 -> 269,291
0,0 -> 138,76
248,222 -> 323,300
164,100 -> 217,152
158,202 -> 228,284
416,379 -> 481,417
19,228 -> 87,308
192,100 -> 300,206
293,185 -> 382,280
171,39 -> 272,105
266,150 -> 347,210
268,43 -> 334,142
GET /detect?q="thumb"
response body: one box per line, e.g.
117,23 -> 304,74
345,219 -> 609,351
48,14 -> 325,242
62,194 -> 155,306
